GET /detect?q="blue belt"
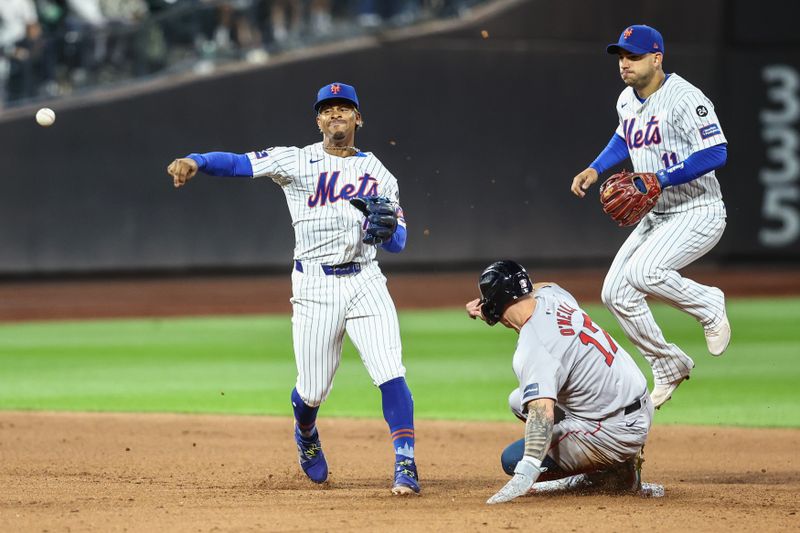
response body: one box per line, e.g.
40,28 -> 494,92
294,260 -> 362,276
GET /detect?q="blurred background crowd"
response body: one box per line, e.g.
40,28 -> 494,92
0,0 -> 485,110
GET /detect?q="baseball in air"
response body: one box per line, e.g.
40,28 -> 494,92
35,108 -> 56,127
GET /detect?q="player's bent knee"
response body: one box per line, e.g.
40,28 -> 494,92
501,438 -> 525,475
600,285 -> 613,308
600,283 -> 626,314
622,264 -> 666,293
600,272 -> 624,309
508,389 -> 526,422
501,439 -> 563,477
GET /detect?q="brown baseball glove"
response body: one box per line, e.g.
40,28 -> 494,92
599,171 -> 662,227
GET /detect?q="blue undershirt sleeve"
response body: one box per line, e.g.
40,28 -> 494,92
589,133 -> 629,175
381,224 -> 407,253
656,143 -> 727,188
186,152 -> 253,177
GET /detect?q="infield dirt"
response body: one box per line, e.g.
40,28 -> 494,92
1,412 -> 798,532
1,266 -> 798,321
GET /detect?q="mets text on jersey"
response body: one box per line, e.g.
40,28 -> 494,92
307,172 -> 379,207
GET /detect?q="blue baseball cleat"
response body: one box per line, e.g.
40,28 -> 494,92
391,458 -> 420,495
294,426 -> 328,483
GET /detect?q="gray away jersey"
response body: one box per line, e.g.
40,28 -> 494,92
614,73 -> 727,214
245,142 -> 401,265
513,285 -> 647,420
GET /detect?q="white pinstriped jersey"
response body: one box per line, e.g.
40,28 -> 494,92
513,285 -> 647,420
614,73 -> 727,214
245,142 -> 402,265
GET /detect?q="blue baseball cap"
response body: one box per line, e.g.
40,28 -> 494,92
607,25 -> 664,55
314,82 -> 359,112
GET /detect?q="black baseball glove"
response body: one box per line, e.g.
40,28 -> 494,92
350,196 -> 398,245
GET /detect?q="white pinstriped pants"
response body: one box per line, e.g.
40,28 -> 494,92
290,261 -> 406,407
601,206 -> 727,385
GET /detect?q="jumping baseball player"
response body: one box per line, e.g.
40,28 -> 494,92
570,25 -> 731,409
465,261 -> 653,504
166,82 -> 420,495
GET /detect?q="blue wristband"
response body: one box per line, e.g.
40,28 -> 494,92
656,169 -> 669,188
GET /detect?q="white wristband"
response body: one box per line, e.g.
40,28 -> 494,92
514,456 -> 543,477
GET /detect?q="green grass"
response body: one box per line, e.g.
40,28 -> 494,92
0,298 -> 798,427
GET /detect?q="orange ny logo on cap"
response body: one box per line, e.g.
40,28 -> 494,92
623,27 -> 633,39
330,84 -> 341,94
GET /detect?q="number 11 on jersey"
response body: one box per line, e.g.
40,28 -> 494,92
661,151 -> 678,168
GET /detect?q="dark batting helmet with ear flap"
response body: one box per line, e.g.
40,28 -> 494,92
479,260 -> 533,326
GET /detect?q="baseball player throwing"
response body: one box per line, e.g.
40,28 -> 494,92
570,25 -> 731,408
466,261 -> 653,504
166,82 -> 420,495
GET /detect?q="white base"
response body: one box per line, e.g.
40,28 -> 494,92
639,482 -> 665,498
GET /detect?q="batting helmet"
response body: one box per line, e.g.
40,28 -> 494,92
479,260 -> 533,326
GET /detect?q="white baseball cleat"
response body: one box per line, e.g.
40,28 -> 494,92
704,310 -> 731,356
650,375 -> 689,409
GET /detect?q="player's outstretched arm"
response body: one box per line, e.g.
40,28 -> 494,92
570,167 -> 599,198
487,398 -> 554,504
167,158 -> 199,188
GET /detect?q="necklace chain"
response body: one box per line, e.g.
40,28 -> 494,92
324,144 -> 359,153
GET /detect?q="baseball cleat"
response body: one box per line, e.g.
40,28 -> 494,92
295,426 -> 328,483
585,448 -> 642,493
704,309 -> 731,356
532,448 -> 644,496
628,447 -> 644,493
391,458 -> 420,495
650,375 -> 689,409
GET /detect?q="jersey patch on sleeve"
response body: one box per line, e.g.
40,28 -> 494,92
699,124 -> 721,139
522,383 -> 539,401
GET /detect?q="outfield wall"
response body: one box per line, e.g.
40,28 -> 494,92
1,0 -> 799,275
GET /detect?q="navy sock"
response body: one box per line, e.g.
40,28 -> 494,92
379,377 -> 415,462
291,388 -> 319,438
